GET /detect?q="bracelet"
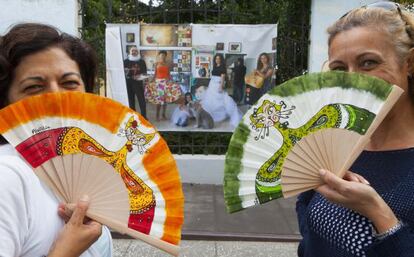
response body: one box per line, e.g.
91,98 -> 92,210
373,220 -> 404,240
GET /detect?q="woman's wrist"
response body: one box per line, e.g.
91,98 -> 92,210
373,220 -> 404,240
368,197 -> 398,234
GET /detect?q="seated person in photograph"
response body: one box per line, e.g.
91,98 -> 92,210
0,23 -> 112,257
124,46 -> 147,119
232,58 -> 246,103
171,92 -> 193,127
201,54 -> 242,128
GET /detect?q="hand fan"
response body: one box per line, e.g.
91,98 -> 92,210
0,92 -> 184,256
224,71 -> 403,213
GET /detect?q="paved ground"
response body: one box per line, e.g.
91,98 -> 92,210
113,239 -> 299,257
113,183 -> 301,256
181,183 -> 300,239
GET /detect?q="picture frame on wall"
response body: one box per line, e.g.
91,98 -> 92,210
228,42 -> 242,53
216,42 -> 224,51
126,33 -> 135,43
126,44 -> 137,54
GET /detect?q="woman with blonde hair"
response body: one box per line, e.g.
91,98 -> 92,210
297,2 -> 414,257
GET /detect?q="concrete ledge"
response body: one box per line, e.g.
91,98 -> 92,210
174,154 -> 225,185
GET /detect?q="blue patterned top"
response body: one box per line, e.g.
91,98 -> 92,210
297,148 -> 414,257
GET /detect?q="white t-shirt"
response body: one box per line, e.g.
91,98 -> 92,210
0,144 -> 113,257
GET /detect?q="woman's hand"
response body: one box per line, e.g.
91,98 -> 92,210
317,169 -> 398,234
48,196 -> 102,257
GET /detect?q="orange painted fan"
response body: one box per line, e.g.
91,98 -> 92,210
0,92 -> 184,256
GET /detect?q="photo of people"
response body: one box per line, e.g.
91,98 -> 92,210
200,53 -> 242,128
231,57 -> 246,104
245,52 -> 274,105
144,50 -> 182,121
123,46 -> 148,119
111,24 -> 277,131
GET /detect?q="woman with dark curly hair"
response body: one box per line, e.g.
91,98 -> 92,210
0,23 -> 112,257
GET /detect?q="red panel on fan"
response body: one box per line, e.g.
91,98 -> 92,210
15,128 -> 66,168
128,207 -> 155,235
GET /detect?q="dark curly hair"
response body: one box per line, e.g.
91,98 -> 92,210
213,53 -> 225,69
0,23 -> 98,144
158,50 -> 168,56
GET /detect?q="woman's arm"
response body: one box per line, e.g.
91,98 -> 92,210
168,64 -> 172,80
153,62 -> 158,80
220,73 -> 225,91
256,68 -> 273,79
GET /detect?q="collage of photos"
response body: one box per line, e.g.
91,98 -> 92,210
117,24 -> 277,132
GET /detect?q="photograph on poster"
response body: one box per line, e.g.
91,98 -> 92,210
126,33 -> 135,43
216,42 -> 224,51
140,24 -> 193,47
141,24 -> 177,46
109,24 -> 277,132
228,42 -> 242,53
177,25 -> 192,47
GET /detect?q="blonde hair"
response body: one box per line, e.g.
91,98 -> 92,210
328,6 -> 414,72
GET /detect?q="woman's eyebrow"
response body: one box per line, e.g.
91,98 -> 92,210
19,76 -> 45,84
61,72 -> 82,79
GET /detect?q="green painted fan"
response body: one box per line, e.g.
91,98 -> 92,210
224,71 -> 403,213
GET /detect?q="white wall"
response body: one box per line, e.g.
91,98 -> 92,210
175,155 -> 225,185
192,24 -> 277,72
0,0 -> 79,36
308,0 -> 378,73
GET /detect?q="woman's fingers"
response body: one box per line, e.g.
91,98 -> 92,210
319,169 -> 345,192
343,171 -> 370,185
343,171 -> 360,182
57,203 -> 71,223
69,195 -> 89,226
316,184 -> 347,203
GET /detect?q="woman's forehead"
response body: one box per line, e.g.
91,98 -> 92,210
14,48 -> 80,78
328,26 -> 394,59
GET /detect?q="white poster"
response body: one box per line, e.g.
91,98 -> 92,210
106,23 -> 277,132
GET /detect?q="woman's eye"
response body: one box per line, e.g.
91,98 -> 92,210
62,80 -> 80,88
330,65 -> 346,71
361,60 -> 378,69
24,85 -> 44,94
